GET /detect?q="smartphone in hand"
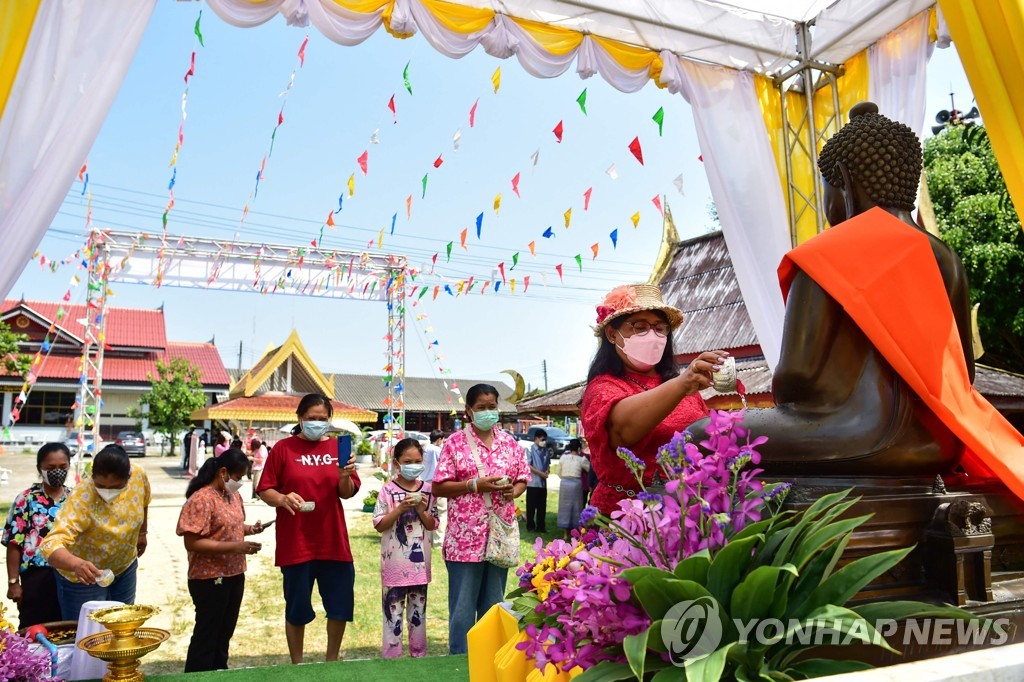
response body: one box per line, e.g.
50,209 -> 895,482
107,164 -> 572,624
337,435 -> 353,468
260,519 -> 275,528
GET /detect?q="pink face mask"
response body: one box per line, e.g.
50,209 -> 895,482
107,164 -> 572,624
616,329 -> 667,371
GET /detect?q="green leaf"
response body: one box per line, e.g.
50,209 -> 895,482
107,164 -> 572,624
771,495 -> 860,568
754,526 -> 793,565
632,577 -> 715,621
683,642 -> 736,682
790,515 -> 870,572
731,564 -> 798,623
646,620 -> 669,653
573,661 -> 635,682
674,550 -> 711,584
784,533 -> 850,620
774,605 -> 897,669
795,546 -> 913,619
785,659 -> 873,678
851,600 -> 979,623
707,535 -> 763,607
651,668 -> 683,682
623,630 -> 649,680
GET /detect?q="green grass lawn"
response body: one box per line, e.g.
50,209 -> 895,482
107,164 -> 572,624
145,490 -> 565,676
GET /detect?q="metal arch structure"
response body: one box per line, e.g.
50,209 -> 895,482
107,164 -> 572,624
773,22 -> 844,245
74,229 -> 409,465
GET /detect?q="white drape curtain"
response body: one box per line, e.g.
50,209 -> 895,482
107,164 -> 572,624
868,11 -> 934,141
658,55 -> 789,370
0,0 -> 156,300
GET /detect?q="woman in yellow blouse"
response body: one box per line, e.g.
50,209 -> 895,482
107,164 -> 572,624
40,445 -> 151,621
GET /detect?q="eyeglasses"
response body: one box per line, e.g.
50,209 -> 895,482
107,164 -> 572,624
622,320 -> 670,337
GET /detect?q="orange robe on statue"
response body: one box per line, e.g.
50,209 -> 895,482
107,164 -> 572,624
778,207 -> 1024,500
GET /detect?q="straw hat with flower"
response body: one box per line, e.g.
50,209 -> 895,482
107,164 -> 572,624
592,284 -> 683,337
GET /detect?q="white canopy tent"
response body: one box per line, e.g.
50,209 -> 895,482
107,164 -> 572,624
0,0 -> 973,372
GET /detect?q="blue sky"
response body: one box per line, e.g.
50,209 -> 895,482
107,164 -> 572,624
14,5 -> 974,392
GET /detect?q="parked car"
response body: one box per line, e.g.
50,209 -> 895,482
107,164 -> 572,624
64,432 -> 103,456
115,431 -> 146,457
516,425 -> 572,457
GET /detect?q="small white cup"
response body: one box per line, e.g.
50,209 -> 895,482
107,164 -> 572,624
299,501 -> 316,513
712,356 -> 738,393
408,492 -> 423,505
495,477 -> 510,487
96,569 -> 115,587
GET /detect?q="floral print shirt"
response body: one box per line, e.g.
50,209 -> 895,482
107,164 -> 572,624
433,428 -> 530,563
40,465 -> 151,582
176,486 -> 247,580
1,484 -> 71,572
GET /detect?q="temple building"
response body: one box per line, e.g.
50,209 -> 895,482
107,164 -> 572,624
203,329 -> 516,437
0,299 -> 229,443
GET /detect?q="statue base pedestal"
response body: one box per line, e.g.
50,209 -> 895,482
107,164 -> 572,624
780,474 -> 1024,664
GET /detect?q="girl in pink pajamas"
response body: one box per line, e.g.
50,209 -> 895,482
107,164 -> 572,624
373,438 -> 439,658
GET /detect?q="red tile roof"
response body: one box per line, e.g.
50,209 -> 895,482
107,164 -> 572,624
1,300 -> 167,350
15,343 -> 229,388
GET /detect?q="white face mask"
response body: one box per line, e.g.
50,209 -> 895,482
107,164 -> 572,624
96,487 -> 125,503
225,478 -> 244,495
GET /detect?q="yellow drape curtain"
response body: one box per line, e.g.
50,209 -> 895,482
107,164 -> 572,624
938,0 -> 1024,230
756,51 -> 869,245
0,0 -> 41,121
420,0 -> 496,34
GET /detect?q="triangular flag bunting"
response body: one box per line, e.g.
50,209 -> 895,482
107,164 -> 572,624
574,254 -> 583,271
388,95 -> 397,122
591,243 -> 599,259
453,128 -> 461,151
652,195 -> 663,215
524,275 -> 530,292
530,149 -> 539,172
446,242 -> 453,261
347,174 -> 355,197
555,264 -> 563,282
421,173 -> 428,199
652,107 -> 665,136
583,187 -> 593,210
528,241 -> 536,256
493,194 -> 501,215
606,164 -> 618,180
434,155 -> 443,168
631,212 -> 640,228
491,67 -> 501,93
403,61 -> 412,94
511,252 -> 519,270
326,211 -> 335,228
564,208 -> 572,229
497,262 -> 506,283
460,228 -> 468,250
610,229 -> 618,248
406,195 -> 412,218
475,212 -> 483,238
511,173 -> 521,198
576,88 -> 587,115
469,99 -> 478,127
628,137 -> 644,165
553,120 -> 564,143
673,174 -> 685,195
357,150 -> 368,175
542,227 -> 555,239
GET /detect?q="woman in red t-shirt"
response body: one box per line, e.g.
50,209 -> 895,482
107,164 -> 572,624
256,393 -> 361,664
581,283 -> 728,514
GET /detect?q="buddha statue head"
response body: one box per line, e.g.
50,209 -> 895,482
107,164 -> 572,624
818,101 -> 923,226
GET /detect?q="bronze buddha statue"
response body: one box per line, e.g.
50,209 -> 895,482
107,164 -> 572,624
691,102 -> 974,476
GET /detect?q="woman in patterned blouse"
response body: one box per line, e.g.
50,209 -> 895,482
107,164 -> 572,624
177,448 -> 267,672
40,444 -> 151,621
2,443 -> 72,628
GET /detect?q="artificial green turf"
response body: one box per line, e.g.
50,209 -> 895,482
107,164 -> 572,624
151,654 -> 469,681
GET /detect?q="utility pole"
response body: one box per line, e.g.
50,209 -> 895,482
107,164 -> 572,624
542,359 -> 548,391
237,341 -> 243,373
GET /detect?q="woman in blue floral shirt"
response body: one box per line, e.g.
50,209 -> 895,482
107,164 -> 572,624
2,443 -> 72,628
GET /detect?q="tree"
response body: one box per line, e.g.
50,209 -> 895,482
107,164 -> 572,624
924,125 -> 1024,373
0,320 -> 29,378
138,357 -> 207,457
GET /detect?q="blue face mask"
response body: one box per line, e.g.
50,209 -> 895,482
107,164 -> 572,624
301,420 -> 330,441
471,410 -> 500,431
400,463 -> 425,480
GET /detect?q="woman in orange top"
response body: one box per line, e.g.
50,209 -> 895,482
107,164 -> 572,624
176,449 -> 268,672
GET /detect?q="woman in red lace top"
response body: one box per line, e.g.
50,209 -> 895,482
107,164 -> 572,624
581,284 -> 728,514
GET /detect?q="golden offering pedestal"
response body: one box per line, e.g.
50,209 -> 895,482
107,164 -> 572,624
77,605 -> 169,682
